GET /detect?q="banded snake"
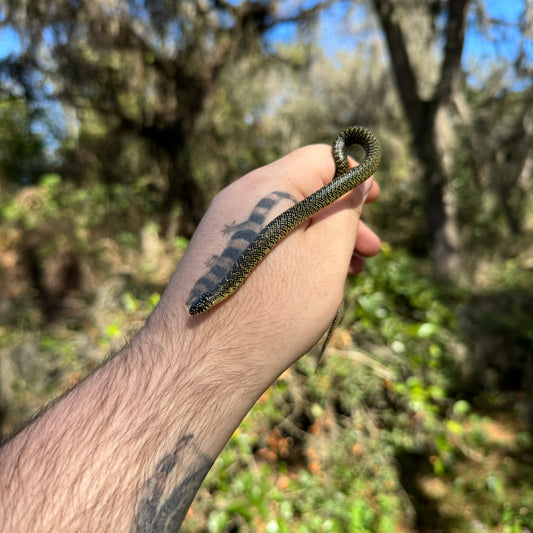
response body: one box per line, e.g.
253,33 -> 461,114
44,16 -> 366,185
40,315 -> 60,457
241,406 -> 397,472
189,126 -> 382,322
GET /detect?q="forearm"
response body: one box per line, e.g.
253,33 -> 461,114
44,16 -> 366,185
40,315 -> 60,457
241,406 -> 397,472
0,310 -> 260,532
0,142 -> 381,531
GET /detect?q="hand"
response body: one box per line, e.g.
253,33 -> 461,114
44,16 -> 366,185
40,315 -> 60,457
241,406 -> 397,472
0,142 -> 381,533
157,143 -> 381,394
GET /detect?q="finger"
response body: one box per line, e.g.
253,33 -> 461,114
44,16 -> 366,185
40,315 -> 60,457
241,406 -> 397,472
365,180 -> 380,203
348,220 -> 381,275
349,255 -> 367,275
257,144 -> 336,199
353,221 -> 381,258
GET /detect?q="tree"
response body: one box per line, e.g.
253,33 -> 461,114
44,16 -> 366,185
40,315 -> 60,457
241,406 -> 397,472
455,84 -> 533,249
0,95 -> 45,187
371,0 -> 470,278
1,0 -> 323,236
370,0 -> 533,277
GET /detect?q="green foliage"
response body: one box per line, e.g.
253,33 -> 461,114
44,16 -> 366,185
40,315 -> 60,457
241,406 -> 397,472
452,86 -> 533,256
2,182 -> 531,531
0,97 -> 46,186
0,174 -> 179,435
179,244 -> 533,532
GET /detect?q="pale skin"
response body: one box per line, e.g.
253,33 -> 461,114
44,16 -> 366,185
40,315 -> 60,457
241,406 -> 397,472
0,143 -> 381,532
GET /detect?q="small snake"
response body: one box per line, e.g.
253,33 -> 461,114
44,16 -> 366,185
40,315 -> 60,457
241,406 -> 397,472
189,126 -> 382,316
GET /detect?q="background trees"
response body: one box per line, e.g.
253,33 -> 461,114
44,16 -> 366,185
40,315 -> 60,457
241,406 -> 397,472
1,0 -> 532,530
373,0 -> 469,277
1,0 -> 321,235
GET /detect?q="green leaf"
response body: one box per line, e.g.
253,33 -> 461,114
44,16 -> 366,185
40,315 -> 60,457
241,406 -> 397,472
452,400 -> 470,416
122,291 -> 139,313
39,173 -> 62,188
147,292 -> 161,312
207,510 -> 228,531
105,324 -> 121,338
446,419 -> 463,435
265,520 -> 281,533
416,322 -> 439,338
174,235 -> 189,251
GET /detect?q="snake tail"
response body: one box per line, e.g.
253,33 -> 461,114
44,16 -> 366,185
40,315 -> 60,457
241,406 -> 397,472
316,301 -> 344,369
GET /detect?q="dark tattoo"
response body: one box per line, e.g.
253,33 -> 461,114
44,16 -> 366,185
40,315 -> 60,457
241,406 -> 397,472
131,435 -> 214,533
187,191 -> 297,305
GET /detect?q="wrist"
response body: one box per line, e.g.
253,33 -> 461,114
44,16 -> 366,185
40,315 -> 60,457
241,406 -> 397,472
133,306 -> 267,450
148,276 -> 288,394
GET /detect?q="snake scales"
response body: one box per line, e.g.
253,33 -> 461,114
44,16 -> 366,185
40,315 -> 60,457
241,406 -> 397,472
189,126 -> 382,316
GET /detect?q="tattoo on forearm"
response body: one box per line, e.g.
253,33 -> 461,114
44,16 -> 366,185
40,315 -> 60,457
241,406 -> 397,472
187,191 -> 297,305
131,434 -> 214,533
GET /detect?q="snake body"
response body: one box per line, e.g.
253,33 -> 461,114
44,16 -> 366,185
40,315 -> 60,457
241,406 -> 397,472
189,126 -> 382,315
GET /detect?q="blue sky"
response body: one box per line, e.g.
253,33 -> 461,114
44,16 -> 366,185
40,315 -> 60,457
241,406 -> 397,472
2,1 -> 530,66
1,1 -> 530,89
463,0 -> 530,64
0,25 -> 21,59
1,0 -> 529,63
1,0 -> 529,158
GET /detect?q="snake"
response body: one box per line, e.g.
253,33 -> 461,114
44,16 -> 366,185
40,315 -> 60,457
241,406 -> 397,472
188,125 -> 382,316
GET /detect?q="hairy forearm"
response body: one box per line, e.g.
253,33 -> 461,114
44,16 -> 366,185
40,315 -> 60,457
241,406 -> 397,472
0,312 -> 258,532
0,142 -> 380,531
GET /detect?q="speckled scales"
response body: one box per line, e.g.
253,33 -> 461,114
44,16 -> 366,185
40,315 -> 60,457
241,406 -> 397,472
189,126 -> 382,315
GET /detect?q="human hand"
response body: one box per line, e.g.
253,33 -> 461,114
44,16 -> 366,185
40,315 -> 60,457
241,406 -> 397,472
156,143 -> 380,396
0,143 -> 381,533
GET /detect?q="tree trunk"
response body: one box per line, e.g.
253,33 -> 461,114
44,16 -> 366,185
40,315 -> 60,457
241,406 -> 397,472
165,141 -> 207,239
413,104 -> 460,277
372,0 -> 469,278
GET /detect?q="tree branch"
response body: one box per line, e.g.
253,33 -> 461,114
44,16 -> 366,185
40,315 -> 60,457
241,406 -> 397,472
371,0 -> 424,130
268,2 -> 327,29
434,0 -> 470,106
